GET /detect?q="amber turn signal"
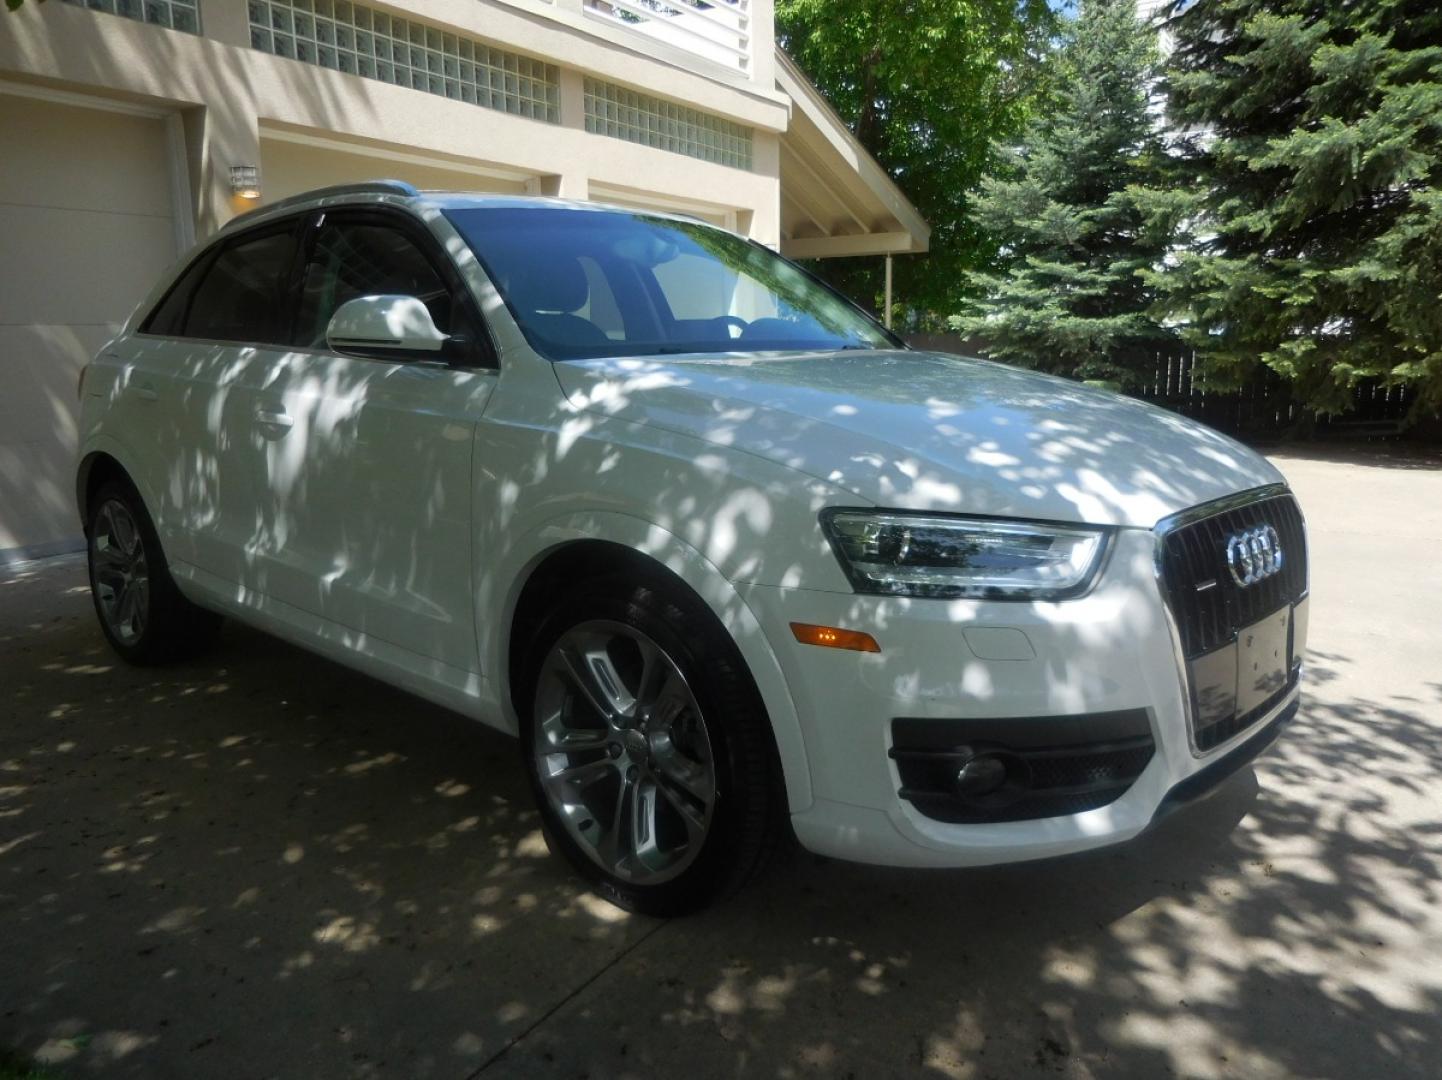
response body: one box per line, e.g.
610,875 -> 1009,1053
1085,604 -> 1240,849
789,622 -> 881,653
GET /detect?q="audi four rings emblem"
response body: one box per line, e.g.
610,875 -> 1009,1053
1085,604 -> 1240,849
1225,525 -> 1284,587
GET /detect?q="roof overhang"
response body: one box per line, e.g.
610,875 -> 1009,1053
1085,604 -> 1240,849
774,49 -> 930,260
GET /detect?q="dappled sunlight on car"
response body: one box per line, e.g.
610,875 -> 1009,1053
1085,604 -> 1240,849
548,348 -> 1278,536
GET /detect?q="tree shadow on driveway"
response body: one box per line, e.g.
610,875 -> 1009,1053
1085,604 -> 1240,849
2,560 -> 1439,1079
2,558 -> 654,1077
493,646 -> 1442,1079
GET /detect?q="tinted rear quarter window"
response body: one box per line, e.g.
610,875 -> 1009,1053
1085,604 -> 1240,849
141,252 -> 211,337
183,229 -> 299,344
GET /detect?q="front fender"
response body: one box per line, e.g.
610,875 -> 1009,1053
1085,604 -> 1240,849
481,510 -> 814,814
75,431 -> 147,529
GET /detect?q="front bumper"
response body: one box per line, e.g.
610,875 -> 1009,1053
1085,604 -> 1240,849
737,526 -> 1305,868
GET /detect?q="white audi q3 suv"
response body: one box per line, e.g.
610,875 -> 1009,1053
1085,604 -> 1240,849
76,181 -> 1309,913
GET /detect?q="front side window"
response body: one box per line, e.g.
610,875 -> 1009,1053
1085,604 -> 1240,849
182,229 -> 298,344
443,207 -> 897,360
294,218 -> 454,349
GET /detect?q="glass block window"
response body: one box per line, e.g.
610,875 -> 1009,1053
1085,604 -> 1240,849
62,0 -> 201,34
247,0 -> 560,123
584,78 -> 753,170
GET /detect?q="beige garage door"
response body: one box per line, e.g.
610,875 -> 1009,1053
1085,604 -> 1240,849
0,91 -> 183,560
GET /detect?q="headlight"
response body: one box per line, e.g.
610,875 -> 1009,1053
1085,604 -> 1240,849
820,510 -> 1109,600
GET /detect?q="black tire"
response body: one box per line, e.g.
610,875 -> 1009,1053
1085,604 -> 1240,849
86,478 -> 222,665
518,574 -> 785,916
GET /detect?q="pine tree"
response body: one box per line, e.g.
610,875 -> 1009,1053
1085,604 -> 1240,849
952,0 -> 1174,387
1149,0 -> 1442,420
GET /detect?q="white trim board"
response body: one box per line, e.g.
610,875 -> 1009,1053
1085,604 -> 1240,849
0,77 -> 174,120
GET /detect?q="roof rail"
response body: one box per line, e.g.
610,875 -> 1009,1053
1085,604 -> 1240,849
223,179 -> 421,229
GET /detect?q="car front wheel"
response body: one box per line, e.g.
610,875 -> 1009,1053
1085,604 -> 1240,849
521,578 -> 783,915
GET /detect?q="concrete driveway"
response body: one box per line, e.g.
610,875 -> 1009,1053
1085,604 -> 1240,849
3,447 -> 1440,1079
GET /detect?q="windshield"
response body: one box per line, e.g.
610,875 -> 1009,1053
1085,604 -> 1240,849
443,206 -> 898,360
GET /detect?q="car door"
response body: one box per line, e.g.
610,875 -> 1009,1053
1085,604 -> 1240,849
246,209 -> 496,675
128,219 -> 303,585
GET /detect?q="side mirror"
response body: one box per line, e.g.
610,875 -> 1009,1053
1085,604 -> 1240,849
326,295 -> 457,361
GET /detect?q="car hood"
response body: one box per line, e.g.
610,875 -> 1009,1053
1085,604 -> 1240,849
552,350 -> 1284,529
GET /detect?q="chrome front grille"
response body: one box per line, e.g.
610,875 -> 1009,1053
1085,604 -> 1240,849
1156,487 -> 1309,752
1157,490 -> 1308,660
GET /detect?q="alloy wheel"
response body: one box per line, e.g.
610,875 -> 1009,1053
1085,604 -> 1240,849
532,620 -> 717,885
91,498 -> 150,645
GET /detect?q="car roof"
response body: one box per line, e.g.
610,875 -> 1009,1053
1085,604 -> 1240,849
221,180 -> 712,236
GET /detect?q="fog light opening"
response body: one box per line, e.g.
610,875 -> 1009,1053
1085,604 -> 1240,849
954,749 -> 1032,808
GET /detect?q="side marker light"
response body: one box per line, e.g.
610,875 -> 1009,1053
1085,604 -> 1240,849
789,622 -> 881,654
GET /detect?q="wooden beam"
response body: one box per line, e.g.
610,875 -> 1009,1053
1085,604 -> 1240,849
781,232 -> 916,259
780,140 -> 870,234
775,52 -> 931,248
781,189 -> 833,243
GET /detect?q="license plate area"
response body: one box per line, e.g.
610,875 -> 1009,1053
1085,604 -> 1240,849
1185,603 -> 1296,754
1236,606 -> 1291,716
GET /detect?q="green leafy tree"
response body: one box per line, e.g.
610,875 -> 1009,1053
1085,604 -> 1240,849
776,0 -> 1057,319
951,0 -> 1174,386
1148,0 -> 1442,420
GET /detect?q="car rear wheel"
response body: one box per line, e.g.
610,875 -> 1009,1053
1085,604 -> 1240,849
520,577 -> 783,915
87,480 -> 221,665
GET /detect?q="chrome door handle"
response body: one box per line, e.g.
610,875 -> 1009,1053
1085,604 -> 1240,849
255,408 -> 293,430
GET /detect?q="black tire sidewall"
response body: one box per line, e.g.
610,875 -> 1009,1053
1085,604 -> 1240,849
86,479 -> 216,665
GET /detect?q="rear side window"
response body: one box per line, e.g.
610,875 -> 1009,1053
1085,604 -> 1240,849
293,219 -> 454,349
182,228 -> 299,344
141,253 -> 211,336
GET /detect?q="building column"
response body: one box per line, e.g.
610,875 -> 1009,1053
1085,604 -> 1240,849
143,3 -> 262,237
526,172 -> 589,200
747,0 -> 776,87
189,100 -> 262,238
749,130 -> 782,247
558,67 -> 587,130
